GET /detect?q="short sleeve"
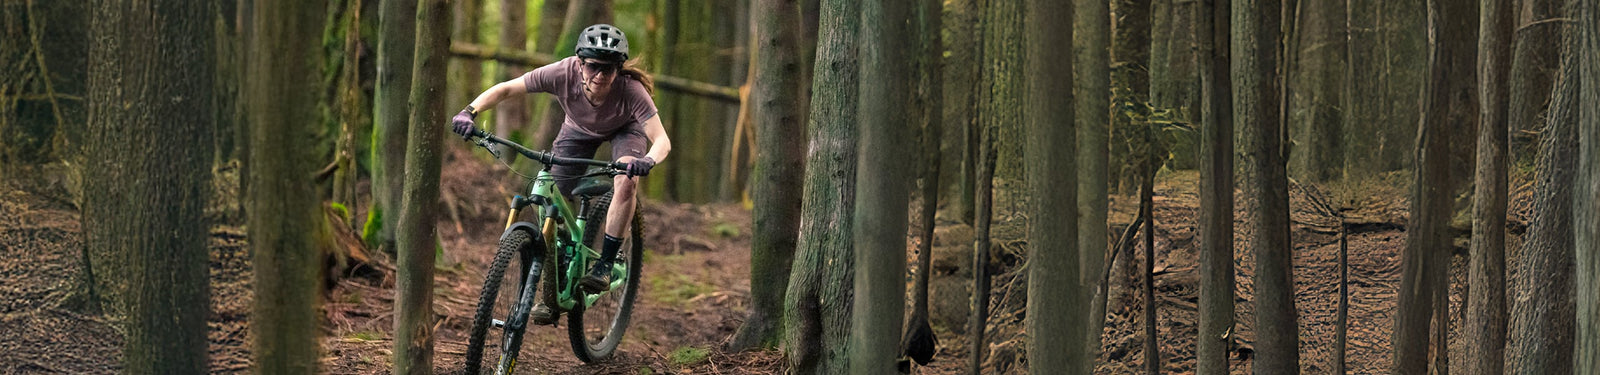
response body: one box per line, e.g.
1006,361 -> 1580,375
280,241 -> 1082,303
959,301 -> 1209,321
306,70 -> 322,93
623,79 -> 658,125
522,57 -> 572,94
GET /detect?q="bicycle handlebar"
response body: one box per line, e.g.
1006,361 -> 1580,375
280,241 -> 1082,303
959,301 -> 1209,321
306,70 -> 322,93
465,127 -> 629,171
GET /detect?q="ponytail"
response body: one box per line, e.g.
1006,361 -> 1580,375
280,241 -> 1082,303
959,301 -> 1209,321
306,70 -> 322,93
620,58 -> 654,94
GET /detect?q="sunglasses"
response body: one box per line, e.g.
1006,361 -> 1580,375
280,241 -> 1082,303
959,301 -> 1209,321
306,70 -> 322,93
583,61 -> 620,75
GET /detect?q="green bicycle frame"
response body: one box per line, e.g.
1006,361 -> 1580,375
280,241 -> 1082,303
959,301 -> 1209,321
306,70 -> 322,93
522,168 -> 626,311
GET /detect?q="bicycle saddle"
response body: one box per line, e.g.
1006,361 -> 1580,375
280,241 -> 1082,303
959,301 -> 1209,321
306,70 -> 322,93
572,177 -> 613,198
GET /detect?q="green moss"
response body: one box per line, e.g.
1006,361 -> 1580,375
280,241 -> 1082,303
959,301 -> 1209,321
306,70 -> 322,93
710,222 -> 740,238
330,202 -> 351,221
361,205 -> 382,249
667,346 -> 710,366
647,273 -> 714,307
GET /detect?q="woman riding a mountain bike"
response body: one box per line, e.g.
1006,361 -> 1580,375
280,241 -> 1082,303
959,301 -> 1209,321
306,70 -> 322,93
452,24 -> 671,326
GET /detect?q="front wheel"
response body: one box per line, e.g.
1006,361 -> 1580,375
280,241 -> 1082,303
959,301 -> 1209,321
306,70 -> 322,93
465,228 -> 542,374
567,210 -> 644,362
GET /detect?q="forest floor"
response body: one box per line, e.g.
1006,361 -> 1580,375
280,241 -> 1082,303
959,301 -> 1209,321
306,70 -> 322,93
1,142 -> 1537,374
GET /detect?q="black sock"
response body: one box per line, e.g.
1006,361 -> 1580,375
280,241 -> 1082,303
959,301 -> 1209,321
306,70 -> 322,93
598,234 -> 624,265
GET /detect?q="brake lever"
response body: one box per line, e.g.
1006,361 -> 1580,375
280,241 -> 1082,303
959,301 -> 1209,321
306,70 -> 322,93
472,136 -> 503,160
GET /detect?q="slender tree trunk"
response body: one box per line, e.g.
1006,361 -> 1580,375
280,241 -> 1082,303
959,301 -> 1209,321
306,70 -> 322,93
370,0 -> 417,253
449,0 -> 480,118
85,1 -> 215,372
1076,0 -> 1113,362
782,0 -> 859,372
1024,0 -> 1082,372
1235,0 -> 1297,372
332,0 -> 364,214
945,0 -> 982,225
1507,0 -> 1562,152
1464,0 -> 1513,371
1507,0 -> 1579,370
972,0 -> 1022,371
969,123 -> 997,375
1574,0 -> 1599,370
728,0 -> 803,351
1394,0 -> 1475,372
392,0 -> 449,373
493,0 -> 527,143
850,0 -> 912,370
1196,0 -> 1235,372
1110,0 -> 1151,305
244,0 -> 326,372
900,0 -> 944,367
1140,168 -> 1158,375
1335,222 -> 1349,374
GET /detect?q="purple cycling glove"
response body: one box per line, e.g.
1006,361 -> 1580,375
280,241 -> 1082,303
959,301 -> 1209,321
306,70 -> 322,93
451,106 -> 477,138
626,157 -> 656,177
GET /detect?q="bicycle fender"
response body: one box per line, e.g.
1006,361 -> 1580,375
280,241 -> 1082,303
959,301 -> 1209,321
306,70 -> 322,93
501,221 -> 541,242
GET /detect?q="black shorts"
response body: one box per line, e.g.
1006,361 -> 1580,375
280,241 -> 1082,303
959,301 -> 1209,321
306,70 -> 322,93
551,125 -> 647,195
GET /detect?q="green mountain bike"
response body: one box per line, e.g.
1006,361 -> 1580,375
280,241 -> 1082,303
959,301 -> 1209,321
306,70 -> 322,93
457,129 -> 643,374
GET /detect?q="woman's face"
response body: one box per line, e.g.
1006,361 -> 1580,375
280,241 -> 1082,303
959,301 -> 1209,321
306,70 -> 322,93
580,58 -> 621,99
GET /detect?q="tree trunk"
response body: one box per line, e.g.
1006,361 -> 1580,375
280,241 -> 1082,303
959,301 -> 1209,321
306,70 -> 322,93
332,0 -> 364,215
850,0 -> 912,371
1575,0 -> 1599,369
1076,0 -> 1113,363
1024,0 -> 1082,372
1507,0 -> 1562,153
944,0 -> 982,225
1394,0 -> 1475,372
1235,0 -> 1298,372
448,0 -> 480,119
493,0 -> 527,144
1335,222 -> 1349,374
902,0 -> 945,368
392,0 -> 449,373
719,0 -> 752,202
728,0 -> 804,351
969,122 -> 998,375
370,0 -> 417,253
244,0 -> 326,372
1110,0 -> 1151,306
1287,0 -> 1345,183
1506,0 -> 1579,370
1140,167 -> 1159,375
1110,0 -> 1151,195
972,0 -> 1022,370
782,0 -> 859,372
83,1 -> 214,372
1195,0 -> 1235,373
1464,0 -> 1512,371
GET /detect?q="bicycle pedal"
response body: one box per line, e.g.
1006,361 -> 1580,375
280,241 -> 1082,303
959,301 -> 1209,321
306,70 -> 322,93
492,319 -> 506,328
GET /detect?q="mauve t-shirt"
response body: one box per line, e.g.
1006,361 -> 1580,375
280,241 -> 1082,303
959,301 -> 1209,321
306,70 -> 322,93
522,56 -> 658,140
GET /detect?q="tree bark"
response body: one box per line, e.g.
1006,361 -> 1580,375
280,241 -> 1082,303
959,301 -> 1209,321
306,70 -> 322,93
1195,0 -> 1234,373
1507,0 -> 1563,152
448,0 -> 480,117
728,0 -> 804,351
944,0 -> 982,225
1574,0 -> 1599,370
1024,0 -> 1082,372
493,0 -> 527,144
370,0 -> 417,253
1075,0 -> 1113,363
901,0 -> 945,367
84,1 -> 215,372
244,0 -> 326,372
1506,0 -> 1579,370
781,0 -> 859,372
1110,0 -> 1151,307
1235,0 -> 1298,372
1394,0 -> 1475,372
392,0 -> 449,373
972,0 -> 1022,370
850,0 -> 912,371
1140,167 -> 1158,375
332,0 -> 364,214
1464,0 -> 1513,371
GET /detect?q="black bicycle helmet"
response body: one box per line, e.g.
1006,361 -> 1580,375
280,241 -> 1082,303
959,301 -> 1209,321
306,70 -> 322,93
575,24 -> 629,62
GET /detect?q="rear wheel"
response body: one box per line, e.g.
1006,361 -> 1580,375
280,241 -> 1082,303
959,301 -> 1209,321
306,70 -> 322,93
465,228 -> 542,374
567,210 -> 643,362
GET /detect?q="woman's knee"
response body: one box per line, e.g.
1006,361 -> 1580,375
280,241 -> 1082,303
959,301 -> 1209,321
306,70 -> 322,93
612,175 -> 637,198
